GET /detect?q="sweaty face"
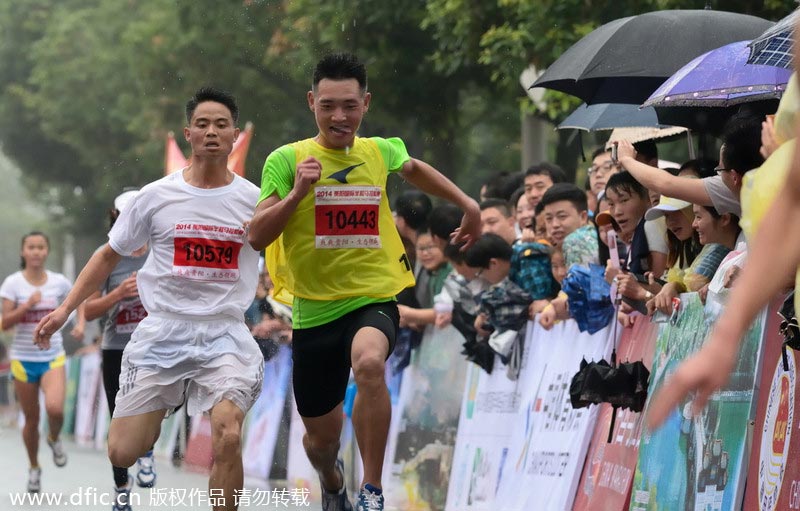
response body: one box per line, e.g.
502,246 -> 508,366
524,174 -> 553,208
543,200 -> 587,247
309,78 -> 370,150
480,207 -> 516,244
184,101 -> 238,159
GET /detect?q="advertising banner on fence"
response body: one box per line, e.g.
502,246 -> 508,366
243,346 -> 292,482
385,325 -> 468,511
446,355 -> 520,511
572,315 -> 658,511
493,319 -> 615,511
742,297 -> 799,511
630,293 -> 765,511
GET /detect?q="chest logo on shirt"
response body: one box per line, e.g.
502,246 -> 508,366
328,162 -> 365,184
172,223 -> 243,282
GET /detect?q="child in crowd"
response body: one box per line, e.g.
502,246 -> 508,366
465,234 -> 532,358
536,184 -> 598,329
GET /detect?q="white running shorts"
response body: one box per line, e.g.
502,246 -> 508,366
114,313 -> 264,418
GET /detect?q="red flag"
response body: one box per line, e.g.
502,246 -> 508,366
229,122 -> 253,177
164,131 -> 189,176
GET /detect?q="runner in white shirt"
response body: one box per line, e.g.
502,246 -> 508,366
34,87 -> 263,511
1,231 -> 86,493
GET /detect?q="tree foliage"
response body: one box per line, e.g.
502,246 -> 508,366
0,0 -> 793,235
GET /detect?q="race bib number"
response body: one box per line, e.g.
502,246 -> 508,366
172,223 -> 244,282
314,186 -> 381,249
115,299 -> 147,334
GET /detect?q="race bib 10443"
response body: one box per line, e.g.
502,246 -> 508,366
172,223 -> 244,282
314,186 -> 381,249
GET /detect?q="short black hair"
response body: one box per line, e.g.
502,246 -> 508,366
679,158 -> 717,179
509,187 -> 525,209
464,233 -> 513,268
185,86 -> 239,123
605,171 -> 648,200
539,183 -> 588,213
633,140 -> 658,162
479,198 -> 512,217
524,162 -> 566,184
721,114 -> 764,176
428,204 -> 462,242
394,190 -> 432,231
313,53 -> 367,92
591,146 -> 610,161
443,242 -> 468,264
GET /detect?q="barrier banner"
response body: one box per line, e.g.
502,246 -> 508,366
494,319 -> 615,511
572,315 -> 658,511
742,297 -> 800,511
445,355 -> 519,511
385,325 -> 468,511
62,356 -> 81,435
74,350 -> 102,446
630,293 -> 765,511
243,346 -> 292,482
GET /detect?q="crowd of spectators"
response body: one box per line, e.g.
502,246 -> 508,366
391,112 -> 767,374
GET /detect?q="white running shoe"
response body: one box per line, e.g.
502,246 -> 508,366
136,450 -> 156,488
27,467 -> 41,493
47,437 -> 67,467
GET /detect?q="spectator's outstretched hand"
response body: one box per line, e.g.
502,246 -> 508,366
646,326 -> 738,429
760,116 -> 779,160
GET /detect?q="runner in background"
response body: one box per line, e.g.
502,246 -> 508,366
1,231 -> 86,493
83,189 -> 154,510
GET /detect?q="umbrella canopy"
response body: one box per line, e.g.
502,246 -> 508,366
747,8 -> 799,69
531,10 -> 773,105
644,40 -> 791,108
558,103 -> 667,131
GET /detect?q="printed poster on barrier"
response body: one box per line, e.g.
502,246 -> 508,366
573,315 -> 658,511
630,293 -> 765,511
494,319 -> 615,511
742,297 -> 800,511
384,325 -> 468,511
445,354 -> 521,511
243,346 -> 292,482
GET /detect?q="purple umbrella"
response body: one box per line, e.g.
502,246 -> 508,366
643,40 -> 791,108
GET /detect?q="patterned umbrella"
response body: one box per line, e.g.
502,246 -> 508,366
644,40 -> 792,108
747,8 -> 799,69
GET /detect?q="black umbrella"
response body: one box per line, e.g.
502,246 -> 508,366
531,10 -> 773,105
558,103 -> 667,131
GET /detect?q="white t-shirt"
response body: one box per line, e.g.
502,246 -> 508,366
644,218 -> 669,255
108,171 -> 260,321
0,270 -> 72,361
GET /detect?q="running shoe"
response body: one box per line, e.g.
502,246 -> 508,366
135,450 -> 156,488
112,475 -> 133,511
320,458 -> 353,511
27,467 -> 41,493
47,437 -> 67,467
356,484 -> 384,511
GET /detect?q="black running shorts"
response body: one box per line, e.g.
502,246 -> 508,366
292,300 -> 399,417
